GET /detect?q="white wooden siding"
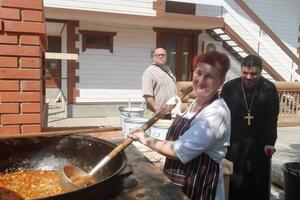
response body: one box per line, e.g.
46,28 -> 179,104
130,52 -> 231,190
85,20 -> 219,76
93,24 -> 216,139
196,4 -> 222,17
76,23 -> 156,102
243,0 -> 300,51
194,0 -> 300,80
172,0 -> 299,49
76,22 -> 242,103
198,0 -> 300,51
44,0 -> 156,16
242,0 -> 300,81
45,0 -> 300,104
224,0 -> 300,80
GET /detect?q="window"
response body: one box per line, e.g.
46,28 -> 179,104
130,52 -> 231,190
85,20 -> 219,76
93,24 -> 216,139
165,1 -> 196,15
79,30 -> 116,53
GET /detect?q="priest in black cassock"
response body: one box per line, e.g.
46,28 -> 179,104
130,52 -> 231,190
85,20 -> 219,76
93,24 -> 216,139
221,55 -> 279,200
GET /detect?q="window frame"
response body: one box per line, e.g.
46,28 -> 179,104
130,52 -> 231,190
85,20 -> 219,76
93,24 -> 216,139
165,1 -> 196,15
79,30 -> 117,53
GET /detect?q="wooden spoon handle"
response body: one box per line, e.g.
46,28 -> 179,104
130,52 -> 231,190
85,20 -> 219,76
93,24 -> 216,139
88,102 -> 176,176
107,103 -> 175,158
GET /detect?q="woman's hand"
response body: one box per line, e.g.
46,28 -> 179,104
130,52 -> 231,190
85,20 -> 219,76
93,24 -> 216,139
128,128 -> 178,160
171,96 -> 182,118
127,128 -> 149,145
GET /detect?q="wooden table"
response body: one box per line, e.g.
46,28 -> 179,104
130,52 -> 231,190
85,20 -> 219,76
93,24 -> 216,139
109,140 -> 189,200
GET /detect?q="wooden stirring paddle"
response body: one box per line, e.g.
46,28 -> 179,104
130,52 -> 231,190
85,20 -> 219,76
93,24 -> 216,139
59,96 -> 179,191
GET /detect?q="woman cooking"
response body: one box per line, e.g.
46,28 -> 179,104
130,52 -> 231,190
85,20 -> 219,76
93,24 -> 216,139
128,51 -> 231,200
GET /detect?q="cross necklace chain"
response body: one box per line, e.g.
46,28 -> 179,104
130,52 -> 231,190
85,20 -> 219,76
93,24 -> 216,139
241,83 -> 255,126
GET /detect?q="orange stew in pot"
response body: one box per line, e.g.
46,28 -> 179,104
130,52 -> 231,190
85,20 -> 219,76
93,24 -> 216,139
0,170 -> 63,199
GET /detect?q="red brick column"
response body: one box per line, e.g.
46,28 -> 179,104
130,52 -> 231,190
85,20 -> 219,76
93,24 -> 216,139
0,0 -> 47,135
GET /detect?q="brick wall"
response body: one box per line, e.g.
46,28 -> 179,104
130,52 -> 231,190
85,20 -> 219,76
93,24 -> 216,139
0,0 -> 47,135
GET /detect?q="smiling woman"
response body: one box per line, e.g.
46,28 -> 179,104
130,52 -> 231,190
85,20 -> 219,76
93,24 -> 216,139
129,51 -> 231,200
191,51 -> 230,107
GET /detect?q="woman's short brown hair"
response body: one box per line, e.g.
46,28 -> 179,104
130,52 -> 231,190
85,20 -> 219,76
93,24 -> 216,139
193,51 -> 230,80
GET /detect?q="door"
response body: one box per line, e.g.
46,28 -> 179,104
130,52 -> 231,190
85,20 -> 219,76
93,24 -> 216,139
45,36 -> 61,88
156,29 -> 199,81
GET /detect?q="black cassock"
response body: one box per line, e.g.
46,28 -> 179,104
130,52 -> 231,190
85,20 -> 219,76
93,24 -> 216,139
221,77 -> 279,200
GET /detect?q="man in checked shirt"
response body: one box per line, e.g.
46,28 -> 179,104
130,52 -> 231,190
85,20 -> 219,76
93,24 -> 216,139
142,48 -> 176,119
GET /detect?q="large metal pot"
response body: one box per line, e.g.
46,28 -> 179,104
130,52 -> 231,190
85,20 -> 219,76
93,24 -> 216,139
119,106 -> 144,118
0,135 -> 128,200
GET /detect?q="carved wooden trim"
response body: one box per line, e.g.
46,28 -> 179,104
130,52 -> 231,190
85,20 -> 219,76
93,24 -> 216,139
154,0 -> 196,16
153,0 -> 165,17
153,27 -> 202,35
66,20 -> 79,103
165,1 -> 195,15
75,76 -> 79,83
275,81 -> 300,91
79,30 -> 116,53
46,18 -> 68,23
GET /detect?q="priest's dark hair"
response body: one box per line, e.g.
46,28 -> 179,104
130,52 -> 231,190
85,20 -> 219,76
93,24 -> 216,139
193,51 -> 230,80
241,55 -> 262,69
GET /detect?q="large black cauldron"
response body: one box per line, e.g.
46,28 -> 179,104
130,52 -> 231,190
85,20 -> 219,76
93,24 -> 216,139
0,135 -> 127,200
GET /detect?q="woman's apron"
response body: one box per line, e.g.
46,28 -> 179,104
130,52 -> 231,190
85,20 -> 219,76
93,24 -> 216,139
163,101 -> 220,200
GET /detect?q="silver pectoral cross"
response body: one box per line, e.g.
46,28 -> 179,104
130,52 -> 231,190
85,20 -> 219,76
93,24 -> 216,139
244,112 -> 254,126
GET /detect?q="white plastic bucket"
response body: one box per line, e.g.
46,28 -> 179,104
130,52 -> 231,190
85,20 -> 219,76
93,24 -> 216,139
150,120 -> 172,140
119,106 -> 144,132
123,117 -> 149,138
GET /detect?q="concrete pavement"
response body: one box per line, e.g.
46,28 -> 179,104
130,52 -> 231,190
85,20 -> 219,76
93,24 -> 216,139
271,126 -> 300,199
